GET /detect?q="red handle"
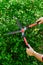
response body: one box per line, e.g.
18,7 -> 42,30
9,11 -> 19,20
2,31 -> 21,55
23,37 -> 31,48
24,37 -> 28,46
27,20 -> 43,28
28,23 -> 37,28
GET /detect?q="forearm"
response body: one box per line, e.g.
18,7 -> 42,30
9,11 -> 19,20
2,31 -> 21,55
33,51 -> 43,62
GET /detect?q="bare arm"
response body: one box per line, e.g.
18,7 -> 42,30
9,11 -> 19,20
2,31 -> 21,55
26,47 -> 43,62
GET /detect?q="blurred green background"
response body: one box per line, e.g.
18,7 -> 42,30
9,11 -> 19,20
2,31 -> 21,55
0,0 -> 43,65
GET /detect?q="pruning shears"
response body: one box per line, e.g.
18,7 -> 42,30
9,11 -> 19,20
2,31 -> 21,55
6,16 -> 43,62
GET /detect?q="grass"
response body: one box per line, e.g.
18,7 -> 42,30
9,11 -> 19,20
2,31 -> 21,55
0,0 -> 43,65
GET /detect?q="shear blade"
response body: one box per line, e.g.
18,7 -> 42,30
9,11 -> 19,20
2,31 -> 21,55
14,16 -> 22,29
5,30 -> 21,35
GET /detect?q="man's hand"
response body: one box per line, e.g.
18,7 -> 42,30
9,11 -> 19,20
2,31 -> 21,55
36,17 -> 43,24
26,47 -> 43,62
26,47 -> 34,56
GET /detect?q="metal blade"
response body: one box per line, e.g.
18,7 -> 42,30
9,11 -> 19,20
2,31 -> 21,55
14,16 -> 22,29
5,30 -> 21,35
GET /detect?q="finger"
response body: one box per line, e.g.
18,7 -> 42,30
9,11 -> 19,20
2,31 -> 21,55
26,48 -> 29,55
36,18 -> 41,24
26,48 -> 32,56
36,17 -> 43,24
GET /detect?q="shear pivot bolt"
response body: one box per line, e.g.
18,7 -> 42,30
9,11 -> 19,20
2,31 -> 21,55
21,29 -> 25,32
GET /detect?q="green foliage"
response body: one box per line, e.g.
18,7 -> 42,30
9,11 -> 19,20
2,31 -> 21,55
0,0 -> 43,65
